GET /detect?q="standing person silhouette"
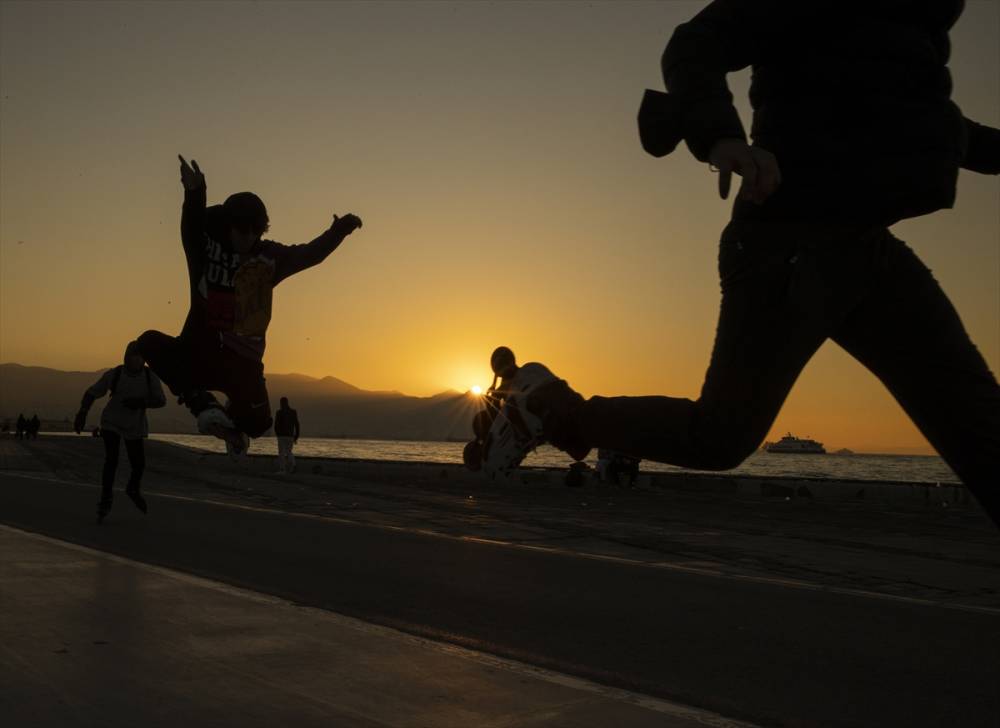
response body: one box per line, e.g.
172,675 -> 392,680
486,0 -> 1000,526
137,157 -> 362,454
274,397 -> 300,474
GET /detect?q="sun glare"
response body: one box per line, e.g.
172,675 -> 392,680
471,385 -> 483,396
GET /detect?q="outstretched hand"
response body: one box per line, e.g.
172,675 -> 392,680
708,139 -> 781,204
178,155 -> 206,191
331,213 -> 363,235
73,410 -> 86,435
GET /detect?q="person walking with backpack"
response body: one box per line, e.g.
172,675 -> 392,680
75,341 -> 166,523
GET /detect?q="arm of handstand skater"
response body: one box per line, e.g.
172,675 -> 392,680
962,119 -> 1000,175
178,155 -> 207,262
272,213 -> 363,285
661,0 -> 784,203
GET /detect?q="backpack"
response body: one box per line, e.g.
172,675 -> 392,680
110,365 -> 152,398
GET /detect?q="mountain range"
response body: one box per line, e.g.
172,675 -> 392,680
0,363 -> 480,442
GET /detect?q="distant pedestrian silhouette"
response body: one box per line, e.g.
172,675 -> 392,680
28,414 -> 39,439
75,341 -> 166,523
15,413 -> 26,440
484,1 -> 1000,528
274,397 -> 301,473
136,156 -> 362,457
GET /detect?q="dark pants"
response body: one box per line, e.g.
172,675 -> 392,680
101,431 -> 145,506
136,330 -> 272,438
582,221 -> 1000,525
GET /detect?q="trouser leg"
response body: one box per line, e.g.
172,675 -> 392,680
832,232 -> 1000,527
581,221 -> 871,469
100,431 -> 120,506
123,438 -> 146,493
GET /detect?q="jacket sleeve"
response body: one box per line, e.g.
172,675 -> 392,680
653,0 -> 780,162
962,119 -> 1000,174
146,372 -> 167,409
82,370 -> 112,410
181,185 -> 208,260
293,412 -> 300,439
273,226 -> 352,285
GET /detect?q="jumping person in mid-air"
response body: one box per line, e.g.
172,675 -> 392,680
137,157 -> 362,453
475,0 -> 1000,527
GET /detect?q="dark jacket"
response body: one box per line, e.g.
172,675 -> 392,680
179,186 -> 352,359
638,0 -> 1000,225
274,407 -> 300,438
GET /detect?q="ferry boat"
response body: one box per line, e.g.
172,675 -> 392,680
765,434 -> 826,454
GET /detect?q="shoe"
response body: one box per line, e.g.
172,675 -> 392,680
225,432 -> 250,460
528,378 -> 590,461
481,362 -> 563,477
198,406 -> 249,457
197,404 -> 236,435
125,487 -> 148,514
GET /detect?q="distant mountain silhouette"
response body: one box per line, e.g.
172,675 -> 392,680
0,363 -> 478,441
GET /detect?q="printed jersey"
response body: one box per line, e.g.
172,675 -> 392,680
179,187 -> 349,360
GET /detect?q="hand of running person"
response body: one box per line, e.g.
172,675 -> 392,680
708,139 -> 781,204
178,155 -> 206,191
331,213 -> 363,235
73,410 -> 86,434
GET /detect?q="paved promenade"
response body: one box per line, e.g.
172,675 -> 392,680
2,436 -> 998,727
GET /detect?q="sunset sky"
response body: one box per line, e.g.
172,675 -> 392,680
1,1 -> 997,454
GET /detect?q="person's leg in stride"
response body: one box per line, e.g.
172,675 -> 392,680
123,437 -> 148,514
98,430 -> 121,522
831,231 -> 1000,527
535,220 -> 864,469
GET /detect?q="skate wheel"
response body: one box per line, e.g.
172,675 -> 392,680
463,440 -> 483,471
490,346 -> 517,378
472,409 -> 494,440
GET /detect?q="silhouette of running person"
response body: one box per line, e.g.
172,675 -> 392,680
137,157 -> 362,452
494,1 -> 1000,526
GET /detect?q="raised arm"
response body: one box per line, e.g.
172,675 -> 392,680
178,155 -> 207,259
274,213 -> 363,284
963,119 -> 1000,175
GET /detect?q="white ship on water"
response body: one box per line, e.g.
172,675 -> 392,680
764,434 -> 826,454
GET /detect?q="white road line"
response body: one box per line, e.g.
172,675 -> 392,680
4,469 -> 999,617
0,522 -> 759,728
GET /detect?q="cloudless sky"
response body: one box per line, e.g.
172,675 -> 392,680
1,1 -> 997,453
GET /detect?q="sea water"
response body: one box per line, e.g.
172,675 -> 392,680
150,434 -> 959,484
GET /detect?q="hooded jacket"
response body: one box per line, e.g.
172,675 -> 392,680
178,185 -> 352,359
638,0 -> 1000,225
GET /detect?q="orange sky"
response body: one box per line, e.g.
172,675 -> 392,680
1,1 -> 997,454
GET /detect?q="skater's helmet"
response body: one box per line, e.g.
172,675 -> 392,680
490,346 -> 517,378
224,192 -> 269,236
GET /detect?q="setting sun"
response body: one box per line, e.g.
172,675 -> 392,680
470,385 -> 483,396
